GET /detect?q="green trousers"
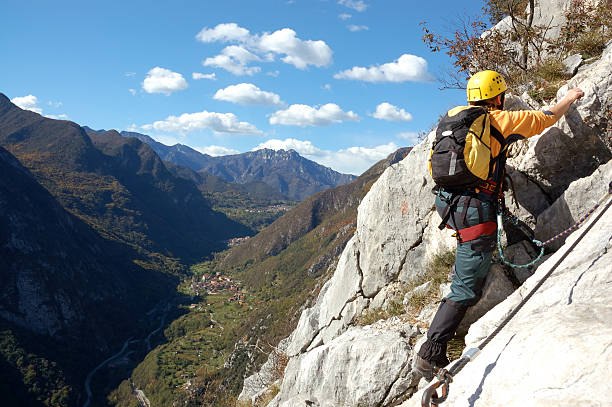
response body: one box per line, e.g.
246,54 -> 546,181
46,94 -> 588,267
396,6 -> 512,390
417,189 -> 497,366
437,189 -> 496,305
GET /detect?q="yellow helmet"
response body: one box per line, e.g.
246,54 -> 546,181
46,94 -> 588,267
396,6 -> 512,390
466,70 -> 507,102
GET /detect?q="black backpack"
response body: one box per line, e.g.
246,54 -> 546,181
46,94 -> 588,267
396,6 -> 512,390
429,106 -> 504,190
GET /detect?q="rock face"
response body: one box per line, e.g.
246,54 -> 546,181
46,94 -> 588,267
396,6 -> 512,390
356,139 -> 440,296
271,323 -> 418,407
239,21 -> 612,407
510,41 -> 612,200
535,159 -> 612,250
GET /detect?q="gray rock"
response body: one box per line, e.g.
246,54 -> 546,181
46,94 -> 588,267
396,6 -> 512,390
372,282 -> 409,310
270,326 -> 415,407
239,338 -> 289,404
504,93 -> 534,111
286,236 -> 363,356
501,241 -> 539,283
531,0 -> 573,43
403,281 -> 431,306
535,159 -> 612,250
519,91 -> 542,110
513,42 -> 612,200
504,165 -> 552,225
562,53 -> 582,76
357,132 -> 437,297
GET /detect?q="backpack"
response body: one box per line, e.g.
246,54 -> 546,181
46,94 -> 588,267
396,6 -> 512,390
429,106 -> 503,190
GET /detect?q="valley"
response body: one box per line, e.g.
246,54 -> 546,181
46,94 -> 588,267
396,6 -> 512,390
0,93 -> 364,406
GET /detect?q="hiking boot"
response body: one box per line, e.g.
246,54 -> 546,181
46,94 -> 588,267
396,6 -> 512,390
413,354 -> 435,381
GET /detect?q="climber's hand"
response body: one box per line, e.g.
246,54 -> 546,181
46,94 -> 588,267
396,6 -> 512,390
550,88 -> 584,117
567,88 -> 584,102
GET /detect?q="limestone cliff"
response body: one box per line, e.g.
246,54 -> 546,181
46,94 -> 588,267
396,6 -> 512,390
239,30 -> 612,407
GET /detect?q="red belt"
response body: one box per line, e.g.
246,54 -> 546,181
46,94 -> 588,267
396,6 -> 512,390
448,221 -> 497,242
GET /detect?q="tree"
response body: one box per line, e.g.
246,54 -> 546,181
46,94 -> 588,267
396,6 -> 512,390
421,0 -> 612,101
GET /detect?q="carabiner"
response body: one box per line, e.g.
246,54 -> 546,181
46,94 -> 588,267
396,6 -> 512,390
421,376 -> 450,406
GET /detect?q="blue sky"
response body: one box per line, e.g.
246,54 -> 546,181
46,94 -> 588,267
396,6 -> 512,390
2,0 -> 485,175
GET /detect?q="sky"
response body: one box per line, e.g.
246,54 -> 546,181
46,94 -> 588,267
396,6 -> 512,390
1,0 -> 486,175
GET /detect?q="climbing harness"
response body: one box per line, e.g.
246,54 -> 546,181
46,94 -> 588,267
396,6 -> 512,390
496,186 -> 612,269
422,182 -> 612,407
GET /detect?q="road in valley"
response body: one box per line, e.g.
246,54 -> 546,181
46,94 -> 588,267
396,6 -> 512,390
82,301 -> 171,407
82,338 -> 133,407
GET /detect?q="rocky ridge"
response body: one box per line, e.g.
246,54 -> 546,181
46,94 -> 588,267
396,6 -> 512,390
239,40 -> 612,407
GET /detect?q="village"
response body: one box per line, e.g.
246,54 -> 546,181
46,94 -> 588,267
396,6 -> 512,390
190,273 -> 245,304
225,236 -> 250,247
244,204 -> 292,213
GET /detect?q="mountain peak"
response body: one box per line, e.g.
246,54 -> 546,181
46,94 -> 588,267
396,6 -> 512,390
0,92 -> 11,104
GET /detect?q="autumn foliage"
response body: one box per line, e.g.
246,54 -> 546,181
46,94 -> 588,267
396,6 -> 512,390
421,0 -> 612,101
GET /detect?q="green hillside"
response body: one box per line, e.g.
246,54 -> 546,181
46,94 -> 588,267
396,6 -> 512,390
164,160 -> 296,232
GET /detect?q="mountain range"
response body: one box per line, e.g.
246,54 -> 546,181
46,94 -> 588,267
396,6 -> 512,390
0,94 -> 251,266
118,130 -> 356,201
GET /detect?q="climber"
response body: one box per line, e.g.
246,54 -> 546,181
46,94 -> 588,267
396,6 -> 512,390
414,70 -> 584,381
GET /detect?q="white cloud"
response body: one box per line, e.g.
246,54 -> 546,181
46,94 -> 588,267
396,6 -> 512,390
203,45 -> 261,76
323,83 -> 332,90
270,103 -> 360,127
339,0 -> 368,12
142,67 -> 188,95
397,132 -> 420,144
347,25 -> 369,32
13,95 -> 70,119
372,102 -> 413,121
195,145 -> 241,156
129,88 -> 137,95
124,72 -> 137,77
339,13 -> 352,20
214,83 -> 284,106
253,138 -> 320,155
258,28 -> 333,69
252,138 -> 398,175
141,110 -> 263,135
196,23 -> 251,43
196,24 -> 333,73
192,72 -> 217,80
334,54 -> 433,83
11,95 -> 43,114
267,70 -> 280,77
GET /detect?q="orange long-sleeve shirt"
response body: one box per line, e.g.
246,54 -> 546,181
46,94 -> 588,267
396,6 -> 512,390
475,108 -> 558,194
488,109 -> 558,160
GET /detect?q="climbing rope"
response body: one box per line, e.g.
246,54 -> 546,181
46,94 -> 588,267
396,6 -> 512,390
495,187 -> 612,269
495,211 -> 545,269
422,181 -> 612,407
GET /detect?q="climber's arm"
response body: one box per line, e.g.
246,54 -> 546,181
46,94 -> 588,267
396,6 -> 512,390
490,88 -> 584,141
